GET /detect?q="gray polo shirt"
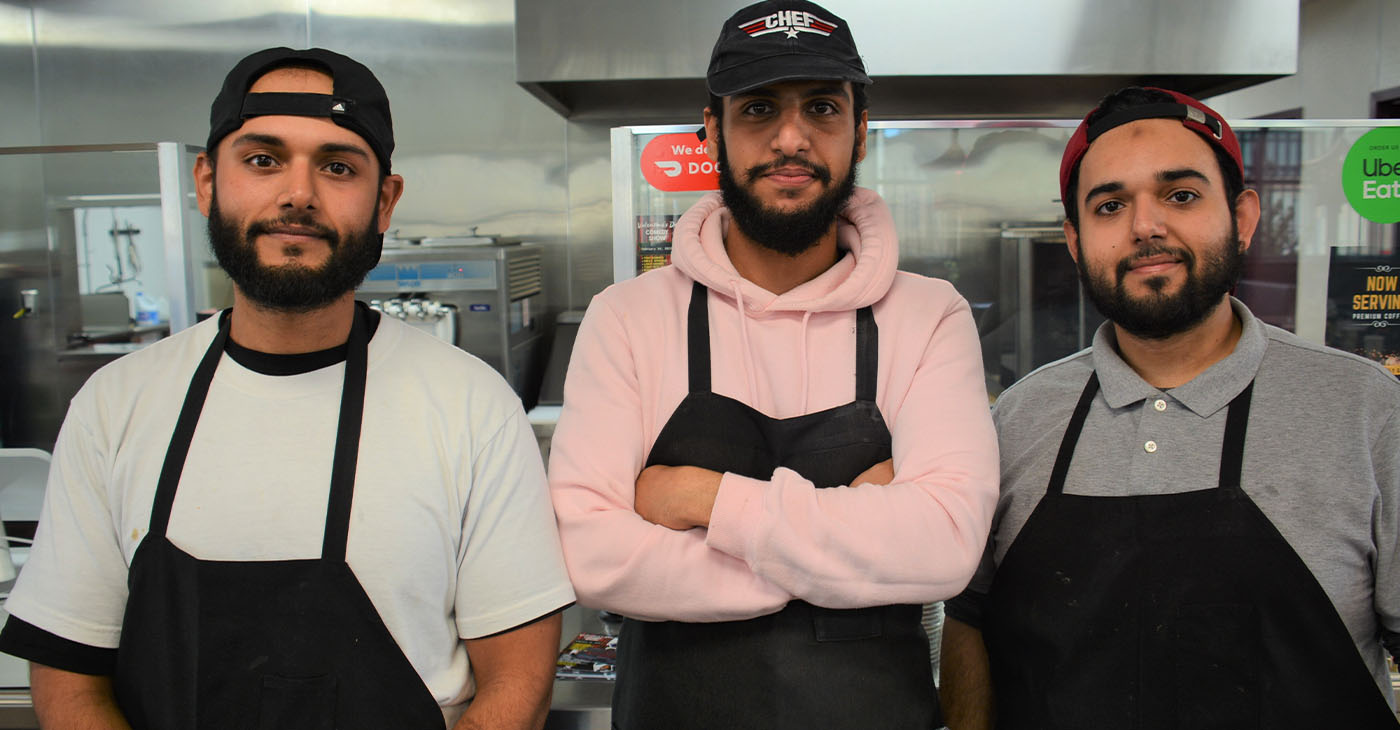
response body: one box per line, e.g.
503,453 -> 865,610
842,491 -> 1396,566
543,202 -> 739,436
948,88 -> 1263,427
950,298 -> 1400,704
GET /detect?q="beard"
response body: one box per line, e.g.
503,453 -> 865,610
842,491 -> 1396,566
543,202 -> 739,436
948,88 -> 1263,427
1076,216 -> 1245,340
716,132 -> 859,257
208,195 -> 382,314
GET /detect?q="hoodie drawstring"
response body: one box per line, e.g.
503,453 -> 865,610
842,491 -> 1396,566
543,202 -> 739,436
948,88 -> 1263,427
730,281 -> 761,403
798,310 -> 813,413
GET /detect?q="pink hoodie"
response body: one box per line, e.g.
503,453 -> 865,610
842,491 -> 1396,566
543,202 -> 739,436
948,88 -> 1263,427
548,187 -> 998,622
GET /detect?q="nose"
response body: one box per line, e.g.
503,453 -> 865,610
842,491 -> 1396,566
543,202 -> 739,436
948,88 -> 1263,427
1130,195 -> 1166,244
277,159 -> 318,211
771,109 -> 812,158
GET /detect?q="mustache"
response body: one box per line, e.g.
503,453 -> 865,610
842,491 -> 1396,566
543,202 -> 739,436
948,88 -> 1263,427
744,156 -> 833,185
245,213 -> 340,247
1115,244 -> 1195,279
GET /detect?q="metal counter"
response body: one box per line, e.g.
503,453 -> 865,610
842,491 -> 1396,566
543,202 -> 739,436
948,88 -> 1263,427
0,681 -> 610,730
0,694 -> 34,729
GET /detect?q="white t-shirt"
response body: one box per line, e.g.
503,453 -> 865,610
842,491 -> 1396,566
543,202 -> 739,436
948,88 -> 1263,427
4,312 -> 575,711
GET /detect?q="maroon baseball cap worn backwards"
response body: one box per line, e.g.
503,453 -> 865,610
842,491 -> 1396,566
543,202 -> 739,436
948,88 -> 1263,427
207,47 -> 395,173
707,0 -> 872,96
1059,87 -> 1242,204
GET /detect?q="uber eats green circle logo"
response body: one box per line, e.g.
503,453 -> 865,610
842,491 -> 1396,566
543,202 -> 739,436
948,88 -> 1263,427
1343,127 -> 1400,224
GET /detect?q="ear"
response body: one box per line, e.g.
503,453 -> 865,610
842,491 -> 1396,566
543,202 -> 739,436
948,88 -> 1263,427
854,109 -> 868,164
1063,219 -> 1080,264
1232,188 -> 1261,254
376,174 -> 406,233
194,152 -> 214,217
703,107 -> 721,162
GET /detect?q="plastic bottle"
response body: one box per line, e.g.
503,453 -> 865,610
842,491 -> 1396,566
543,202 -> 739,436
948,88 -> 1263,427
134,291 -> 160,325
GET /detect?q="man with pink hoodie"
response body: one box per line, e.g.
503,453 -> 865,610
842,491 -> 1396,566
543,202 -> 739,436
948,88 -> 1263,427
548,2 -> 998,727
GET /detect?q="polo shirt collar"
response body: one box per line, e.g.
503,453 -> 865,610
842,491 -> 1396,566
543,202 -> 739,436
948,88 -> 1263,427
1090,297 -> 1267,417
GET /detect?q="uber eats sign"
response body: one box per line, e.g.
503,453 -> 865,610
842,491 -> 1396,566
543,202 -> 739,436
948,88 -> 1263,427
1344,127 -> 1400,224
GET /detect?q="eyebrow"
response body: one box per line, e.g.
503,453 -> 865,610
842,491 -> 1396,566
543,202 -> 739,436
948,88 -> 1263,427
733,85 -> 851,102
228,133 -> 370,161
1082,181 -> 1123,203
1158,167 -> 1211,185
1082,167 -> 1214,204
229,132 -> 286,150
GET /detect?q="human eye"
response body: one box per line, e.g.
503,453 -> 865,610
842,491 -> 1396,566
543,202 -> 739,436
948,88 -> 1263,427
246,153 -> 278,168
740,100 -> 773,117
1093,199 -> 1124,216
1167,189 -> 1199,204
324,160 -> 354,177
809,99 -> 840,116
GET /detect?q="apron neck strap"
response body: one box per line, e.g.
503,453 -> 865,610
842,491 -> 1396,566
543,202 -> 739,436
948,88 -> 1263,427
1217,381 -> 1254,491
687,282 -> 712,394
1046,372 -> 1256,497
148,310 -> 233,538
854,306 -> 878,402
1046,372 -> 1100,496
146,306 -> 371,565
683,282 -> 879,401
320,305 -> 371,563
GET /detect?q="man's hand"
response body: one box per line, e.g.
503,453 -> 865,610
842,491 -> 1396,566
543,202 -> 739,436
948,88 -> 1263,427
849,458 -> 894,487
634,465 -> 723,530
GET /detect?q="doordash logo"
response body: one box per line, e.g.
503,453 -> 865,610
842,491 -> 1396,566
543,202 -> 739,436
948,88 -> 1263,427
640,133 -> 720,193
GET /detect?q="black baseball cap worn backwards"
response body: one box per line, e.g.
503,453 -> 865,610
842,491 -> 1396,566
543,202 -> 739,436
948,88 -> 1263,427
207,47 -> 395,173
707,0 -> 872,97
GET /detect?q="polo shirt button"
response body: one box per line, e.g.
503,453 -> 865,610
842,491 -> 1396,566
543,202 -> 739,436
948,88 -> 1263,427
1153,399 -> 1167,412
1144,440 -> 1158,453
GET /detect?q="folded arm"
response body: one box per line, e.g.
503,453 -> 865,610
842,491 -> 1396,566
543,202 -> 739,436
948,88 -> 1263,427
548,297 -> 792,622
701,296 -> 999,607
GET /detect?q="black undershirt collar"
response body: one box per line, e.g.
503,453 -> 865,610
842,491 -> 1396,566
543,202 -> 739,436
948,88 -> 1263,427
223,305 -> 381,376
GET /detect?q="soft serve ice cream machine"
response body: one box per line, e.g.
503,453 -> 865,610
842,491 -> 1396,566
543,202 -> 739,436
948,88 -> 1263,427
359,241 -> 545,403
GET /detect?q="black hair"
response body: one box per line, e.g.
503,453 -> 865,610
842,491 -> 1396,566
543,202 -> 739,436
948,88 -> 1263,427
1063,86 -> 1243,230
707,82 -> 869,133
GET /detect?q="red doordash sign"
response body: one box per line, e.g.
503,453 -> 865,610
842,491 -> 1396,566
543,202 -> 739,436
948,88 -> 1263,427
640,133 -> 720,192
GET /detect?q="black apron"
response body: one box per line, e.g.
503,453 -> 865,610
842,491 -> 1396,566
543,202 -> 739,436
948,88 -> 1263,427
985,373 -> 1399,729
611,282 -> 941,730
113,307 -> 445,730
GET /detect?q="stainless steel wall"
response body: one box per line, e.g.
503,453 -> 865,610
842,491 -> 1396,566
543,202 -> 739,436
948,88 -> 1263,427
0,0 -> 613,449
516,0 -> 1299,119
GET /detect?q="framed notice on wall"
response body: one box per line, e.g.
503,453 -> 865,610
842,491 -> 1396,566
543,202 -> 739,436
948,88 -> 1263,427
1326,250 -> 1400,376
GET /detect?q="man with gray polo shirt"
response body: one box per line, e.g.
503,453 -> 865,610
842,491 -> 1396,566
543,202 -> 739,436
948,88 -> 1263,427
939,87 -> 1400,729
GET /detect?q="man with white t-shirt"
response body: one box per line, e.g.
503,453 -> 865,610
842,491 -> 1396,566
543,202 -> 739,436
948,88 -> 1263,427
0,47 -> 574,730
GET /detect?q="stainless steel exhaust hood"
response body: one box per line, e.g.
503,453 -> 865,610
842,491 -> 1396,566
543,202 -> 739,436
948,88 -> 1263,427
516,0 -> 1298,121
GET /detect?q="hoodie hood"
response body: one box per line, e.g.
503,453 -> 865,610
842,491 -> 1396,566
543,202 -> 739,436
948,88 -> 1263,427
670,186 -> 899,315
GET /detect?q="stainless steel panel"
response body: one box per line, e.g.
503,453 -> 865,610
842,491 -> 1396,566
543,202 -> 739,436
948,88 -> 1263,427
564,121 -> 614,309
0,4 -> 37,148
519,0 -> 1298,81
516,0 -> 1298,119
32,1 -> 307,146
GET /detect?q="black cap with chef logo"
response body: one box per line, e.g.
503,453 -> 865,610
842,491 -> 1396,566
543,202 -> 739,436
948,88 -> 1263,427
206,47 -> 395,173
706,0 -> 871,97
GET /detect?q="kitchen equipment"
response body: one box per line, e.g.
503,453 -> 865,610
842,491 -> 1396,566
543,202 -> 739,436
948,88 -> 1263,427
367,297 -> 458,345
359,242 -> 545,404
